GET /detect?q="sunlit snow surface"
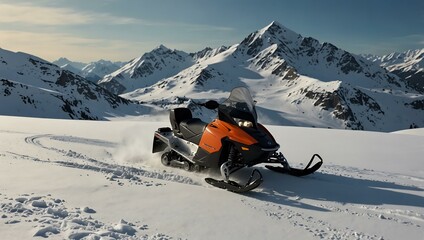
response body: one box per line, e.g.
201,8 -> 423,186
0,116 -> 423,239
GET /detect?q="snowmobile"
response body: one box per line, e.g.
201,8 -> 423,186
152,87 -> 323,193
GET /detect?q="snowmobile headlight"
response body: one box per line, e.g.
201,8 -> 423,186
234,118 -> 253,128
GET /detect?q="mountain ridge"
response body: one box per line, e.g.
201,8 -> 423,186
0,48 -> 153,120
97,45 -> 228,95
119,21 -> 422,131
363,49 -> 424,94
1,21 -> 423,131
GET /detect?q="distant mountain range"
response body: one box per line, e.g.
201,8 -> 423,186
53,58 -> 126,83
1,21 -> 423,131
362,49 -> 424,94
0,49 -> 153,120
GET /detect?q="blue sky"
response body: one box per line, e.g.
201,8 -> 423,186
0,0 -> 422,62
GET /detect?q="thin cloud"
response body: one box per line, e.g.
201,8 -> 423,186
0,2 -> 235,61
0,30 -> 100,46
393,34 -> 424,45
0,3 -> 140,26
171,22 -> 234,32
0,2 -> 233,31
0,30 -> 152,61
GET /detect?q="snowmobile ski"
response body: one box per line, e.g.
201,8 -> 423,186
205,169 -> 263,193
265,154 -> 323,177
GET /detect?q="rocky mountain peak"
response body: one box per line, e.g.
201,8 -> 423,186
191,46 -> 228,62
262,21 -> 297,36
94,59 -> 115,65
151,44 -> 173,55
258,21 -> 301,44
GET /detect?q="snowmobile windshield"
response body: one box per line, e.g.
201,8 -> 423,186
219,87 -> 258,128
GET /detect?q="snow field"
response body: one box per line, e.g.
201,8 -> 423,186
0,116 -> 423,239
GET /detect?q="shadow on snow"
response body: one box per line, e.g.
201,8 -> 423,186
242,169 -> 424,211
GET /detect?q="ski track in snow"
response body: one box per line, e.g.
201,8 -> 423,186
0,192 -> 178,239
1,131 -> 196,239
241,198 -> 380,240
241,195 -> 422,240
239,163 -> 424,240
20,134 -> 198,186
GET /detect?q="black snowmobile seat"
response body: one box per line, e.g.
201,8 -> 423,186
170,108 -> 192,137
179,118 -> 207,145
169,107 -> 207,145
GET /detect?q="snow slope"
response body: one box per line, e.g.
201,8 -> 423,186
98,45 -> 227,95
0,115 -> 423,239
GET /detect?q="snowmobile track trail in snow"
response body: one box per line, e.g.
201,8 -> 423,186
22,134 -> 198,186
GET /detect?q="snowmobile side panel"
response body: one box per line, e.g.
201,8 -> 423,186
257,123 -> 277,142
198,121 -> 228,154
232,142 -> 273,166
219,120 -> 258,146
152,130 -> 198,162
192,147 -> 223,169
169,137 -> 199,162
199,120 -> 257,154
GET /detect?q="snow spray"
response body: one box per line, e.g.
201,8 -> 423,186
113,125 -> 162,168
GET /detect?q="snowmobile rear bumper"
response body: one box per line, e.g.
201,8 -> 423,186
152,128 -> 172,153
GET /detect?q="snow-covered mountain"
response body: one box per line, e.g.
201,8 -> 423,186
60,63 -> 82,75
2,22 -> 423,131
52,57 -> 86,71
122,22 -> 424,132
0,48 -> 152,120
190,46 -> 229,63
363,49 -> 424,94
98,45 -> 228,94
53,58 -> 124,83
80,60 -> 121,83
